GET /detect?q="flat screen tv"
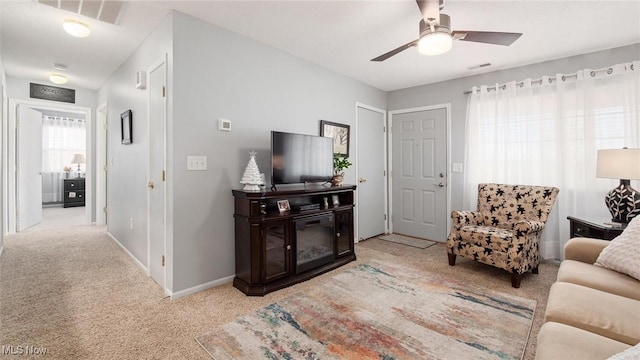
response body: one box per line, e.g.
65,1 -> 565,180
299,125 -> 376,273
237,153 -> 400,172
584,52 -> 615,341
271,131 -> 333,186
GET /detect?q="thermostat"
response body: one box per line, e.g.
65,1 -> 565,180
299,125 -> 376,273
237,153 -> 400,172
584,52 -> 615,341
219,119 -> 231,131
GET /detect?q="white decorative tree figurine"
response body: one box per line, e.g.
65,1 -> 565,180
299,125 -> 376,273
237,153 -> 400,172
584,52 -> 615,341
240,151 -> 264,191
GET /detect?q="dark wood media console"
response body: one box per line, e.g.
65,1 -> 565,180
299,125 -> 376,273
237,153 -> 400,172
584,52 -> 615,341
232,184 -> 356,296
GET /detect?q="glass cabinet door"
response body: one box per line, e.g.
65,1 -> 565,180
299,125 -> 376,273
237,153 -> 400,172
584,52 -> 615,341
335,209 -> 353,257
263,220 -> 290,282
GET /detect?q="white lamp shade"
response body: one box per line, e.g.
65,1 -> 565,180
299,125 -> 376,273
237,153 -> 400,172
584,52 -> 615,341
596,148 -> 640,180
71,154 -> 86,164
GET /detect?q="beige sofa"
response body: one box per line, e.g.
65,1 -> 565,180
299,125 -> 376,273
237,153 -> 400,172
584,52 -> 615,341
536,237 -> 640,359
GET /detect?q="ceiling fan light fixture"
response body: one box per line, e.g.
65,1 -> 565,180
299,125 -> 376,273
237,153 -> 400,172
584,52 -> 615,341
417,32 -> 452,56
63,19 -> 91,38
49,74 -> 68,85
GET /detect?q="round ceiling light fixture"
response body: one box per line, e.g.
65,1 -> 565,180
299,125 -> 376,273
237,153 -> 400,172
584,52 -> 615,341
63,19 -> 91,38
49,74 -> 68,85
417,31 -> 453,56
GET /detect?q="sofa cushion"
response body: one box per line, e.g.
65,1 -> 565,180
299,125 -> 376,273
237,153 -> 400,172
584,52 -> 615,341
595,216 -> 640,281
557,260 -> 640,301
608,342 -> 640,360
535,322 -> 631,360
544,282 -> 640,345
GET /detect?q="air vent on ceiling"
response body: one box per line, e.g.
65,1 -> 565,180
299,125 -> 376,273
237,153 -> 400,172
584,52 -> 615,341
468,63 -> 491,70
37,0 -> 123,24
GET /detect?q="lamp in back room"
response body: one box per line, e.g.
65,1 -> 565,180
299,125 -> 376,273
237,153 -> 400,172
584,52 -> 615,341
596,148 -> 640,223
71,153 -> 85,178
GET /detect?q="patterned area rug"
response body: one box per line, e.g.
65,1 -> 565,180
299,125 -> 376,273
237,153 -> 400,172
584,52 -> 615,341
196,259 -> 536,360
378,233 -> 437,249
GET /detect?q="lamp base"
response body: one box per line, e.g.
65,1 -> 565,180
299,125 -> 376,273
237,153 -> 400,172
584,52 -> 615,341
605,180 -> 640,223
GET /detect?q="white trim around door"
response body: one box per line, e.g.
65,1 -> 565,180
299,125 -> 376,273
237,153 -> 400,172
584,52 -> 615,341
388,103 -> 451,241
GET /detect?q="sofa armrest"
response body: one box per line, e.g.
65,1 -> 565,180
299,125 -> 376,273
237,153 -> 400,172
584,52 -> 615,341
564,237 -> 610,264
451,210 -> 481,229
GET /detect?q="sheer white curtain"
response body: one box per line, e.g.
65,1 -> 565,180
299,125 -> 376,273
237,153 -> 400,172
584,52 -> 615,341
42,116 -> 86,203
465,61 -> 639,260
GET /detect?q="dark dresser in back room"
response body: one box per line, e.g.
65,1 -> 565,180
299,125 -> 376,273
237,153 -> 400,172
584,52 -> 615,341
63,178 -> 85,208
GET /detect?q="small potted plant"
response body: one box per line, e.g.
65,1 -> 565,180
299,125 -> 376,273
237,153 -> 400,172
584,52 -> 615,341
332,154 -> 352,186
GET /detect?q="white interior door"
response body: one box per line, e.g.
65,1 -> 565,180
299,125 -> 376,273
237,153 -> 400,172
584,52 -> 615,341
391,107 -> 447,241
17,105 -> 43,231
148,58 -> 167,289
356,105 -> 386,240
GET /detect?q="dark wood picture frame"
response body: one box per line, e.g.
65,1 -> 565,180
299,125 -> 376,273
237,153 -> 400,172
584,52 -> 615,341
121,110 -> 132,144
320,120 -> 350,157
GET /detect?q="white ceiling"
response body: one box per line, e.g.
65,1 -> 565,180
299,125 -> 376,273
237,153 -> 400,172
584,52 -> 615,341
2,1 -> 639,92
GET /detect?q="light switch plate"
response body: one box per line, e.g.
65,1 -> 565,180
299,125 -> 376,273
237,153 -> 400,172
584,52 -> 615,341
187,156 -> 207,171
452,163 -> 463,173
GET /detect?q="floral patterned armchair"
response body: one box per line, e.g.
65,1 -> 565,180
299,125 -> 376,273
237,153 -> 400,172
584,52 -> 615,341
447,183 -> 559,288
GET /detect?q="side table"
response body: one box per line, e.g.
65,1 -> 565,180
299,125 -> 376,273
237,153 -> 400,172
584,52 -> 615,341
567,216 -> 626,241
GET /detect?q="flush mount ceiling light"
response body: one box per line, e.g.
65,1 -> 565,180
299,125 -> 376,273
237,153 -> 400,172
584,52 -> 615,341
49,74 -> 68,85
63,19 -> 91,38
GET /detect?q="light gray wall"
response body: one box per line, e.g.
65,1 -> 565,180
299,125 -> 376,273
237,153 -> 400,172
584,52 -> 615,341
96,14 -> 174,270
387,43 -> 640,211
170,11 -> 386,292
0,50 -> 5,249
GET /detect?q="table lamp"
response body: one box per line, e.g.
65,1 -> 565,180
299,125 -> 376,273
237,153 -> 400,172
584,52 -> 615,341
71,153 -> 85,178
596,148 -> 640,223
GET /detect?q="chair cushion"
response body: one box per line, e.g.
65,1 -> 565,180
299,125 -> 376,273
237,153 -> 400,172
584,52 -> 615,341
460,225 -> 512,252
536,322 -> 631,360
557,260 -> 640,301
544,282 -> 640,345
595,216 -> 640,281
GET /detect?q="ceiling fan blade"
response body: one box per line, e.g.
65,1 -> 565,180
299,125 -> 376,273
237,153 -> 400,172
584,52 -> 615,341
451,31 -> 523,46
416,0 -> 442,24
371,39 -> 419,62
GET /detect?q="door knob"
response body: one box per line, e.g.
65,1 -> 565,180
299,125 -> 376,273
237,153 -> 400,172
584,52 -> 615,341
147,181 -> 155,189
437,182 -> 445,187
359,178 -> 367,183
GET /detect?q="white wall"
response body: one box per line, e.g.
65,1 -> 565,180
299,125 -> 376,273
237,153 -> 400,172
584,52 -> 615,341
170,11 -> 386,292
387,43 -> 640,212
96,14 -> 173,275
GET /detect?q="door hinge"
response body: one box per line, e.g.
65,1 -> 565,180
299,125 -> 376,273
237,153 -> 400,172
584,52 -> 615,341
162,255 -> 165,267
162,86 -> 166,98
384,214 -> 387,221
383,126 -> 386,133
162,170 -> 166,181
103,206 -> 107,213
103,165 -> 108,172
383,170 -> 386,177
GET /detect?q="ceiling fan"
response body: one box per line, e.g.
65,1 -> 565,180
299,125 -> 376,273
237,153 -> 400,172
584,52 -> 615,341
371,0 -> 522,61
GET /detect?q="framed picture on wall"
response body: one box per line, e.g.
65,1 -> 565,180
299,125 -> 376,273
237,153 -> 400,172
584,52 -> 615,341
121,110 -> 132,144
320,120 -> 350,157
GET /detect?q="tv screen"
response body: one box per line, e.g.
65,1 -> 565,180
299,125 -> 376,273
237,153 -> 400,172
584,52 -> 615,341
271,131 -> 333,185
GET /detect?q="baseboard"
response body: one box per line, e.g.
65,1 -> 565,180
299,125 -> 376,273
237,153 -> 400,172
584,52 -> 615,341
106,231 -> 148,274
170,275 -> 235,300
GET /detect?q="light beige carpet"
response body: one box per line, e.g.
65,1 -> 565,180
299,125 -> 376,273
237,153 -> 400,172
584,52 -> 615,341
0,225 -> 557,359
378,233 -> 437,249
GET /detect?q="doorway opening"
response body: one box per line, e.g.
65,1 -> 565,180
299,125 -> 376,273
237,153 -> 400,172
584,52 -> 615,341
5,99 -> 93,234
